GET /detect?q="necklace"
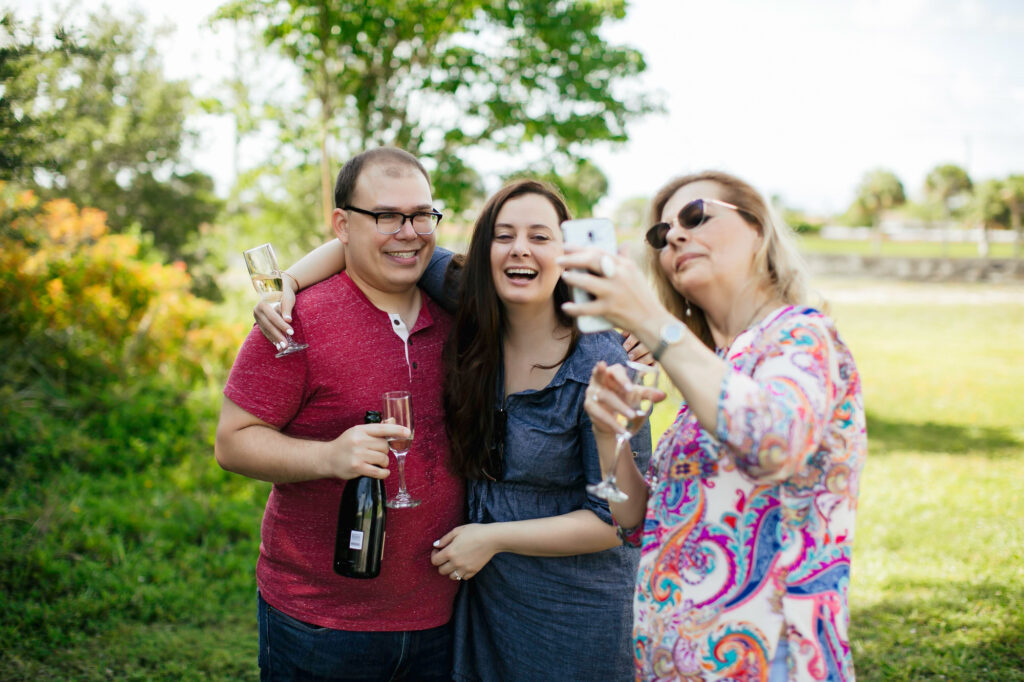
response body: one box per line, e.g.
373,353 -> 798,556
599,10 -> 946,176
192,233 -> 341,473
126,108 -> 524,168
717,299 -> 783,354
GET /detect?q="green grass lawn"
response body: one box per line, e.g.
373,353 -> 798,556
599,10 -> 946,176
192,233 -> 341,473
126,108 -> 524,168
835,296 -> 1024,680
797,234 -> 1019,260
3,281 -> 1022,680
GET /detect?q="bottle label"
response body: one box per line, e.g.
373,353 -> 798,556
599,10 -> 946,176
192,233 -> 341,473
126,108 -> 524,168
349,530 -> 364,550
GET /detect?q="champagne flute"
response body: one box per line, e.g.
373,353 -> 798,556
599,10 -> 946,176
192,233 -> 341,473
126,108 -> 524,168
587,361 -> 660,502
383,391 -> 420,509
243,243 -> 308,358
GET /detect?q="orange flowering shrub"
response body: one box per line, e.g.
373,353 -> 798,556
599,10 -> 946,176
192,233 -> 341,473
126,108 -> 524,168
1,182 -> 241,387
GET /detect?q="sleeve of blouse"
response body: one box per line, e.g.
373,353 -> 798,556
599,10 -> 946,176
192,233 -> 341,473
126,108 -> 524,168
418,246 -> 458,313
715,313 -> 838,484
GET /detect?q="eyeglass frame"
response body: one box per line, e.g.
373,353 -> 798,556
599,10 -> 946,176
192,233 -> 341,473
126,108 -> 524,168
645,198 -> 755,249
344,205 -> 444,235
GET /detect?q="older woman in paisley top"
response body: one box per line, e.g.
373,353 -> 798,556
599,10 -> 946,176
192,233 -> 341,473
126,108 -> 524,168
559,170 -> 867,682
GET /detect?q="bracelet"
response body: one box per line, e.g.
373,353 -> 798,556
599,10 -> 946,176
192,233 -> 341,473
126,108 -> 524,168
615,520 -> 643,544
281,271 -> 300,291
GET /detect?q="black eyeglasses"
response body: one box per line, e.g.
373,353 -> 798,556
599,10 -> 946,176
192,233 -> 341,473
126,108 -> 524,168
344,205 -> 443,235
645,198 -> 751,249
483,408 -> 507,481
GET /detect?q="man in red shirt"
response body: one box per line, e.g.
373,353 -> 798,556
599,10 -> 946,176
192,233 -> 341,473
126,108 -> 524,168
216,147 -> 464,680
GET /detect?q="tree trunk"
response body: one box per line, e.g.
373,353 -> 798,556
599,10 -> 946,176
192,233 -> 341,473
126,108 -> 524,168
320,98 -> 333,233
228,34 -> 242,216
1012,208 -> 1022,260
1011,207 -> 1022,273
317,4 -> 333,233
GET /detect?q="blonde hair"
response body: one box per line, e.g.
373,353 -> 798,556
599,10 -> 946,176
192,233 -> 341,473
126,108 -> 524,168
645,170 -> 812,349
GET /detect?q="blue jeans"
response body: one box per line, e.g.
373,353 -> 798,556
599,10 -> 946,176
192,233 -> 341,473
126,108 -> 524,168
257,592 -> 453,681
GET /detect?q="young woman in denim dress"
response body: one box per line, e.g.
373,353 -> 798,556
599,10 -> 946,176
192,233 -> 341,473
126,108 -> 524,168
255,179 -> 651,681
424,180 -> 650,681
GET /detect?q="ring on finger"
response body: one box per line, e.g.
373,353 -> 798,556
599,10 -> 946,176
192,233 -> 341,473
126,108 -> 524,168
591,389 -> 601,403
600,254 -> 616,279
452,570 -> 462,581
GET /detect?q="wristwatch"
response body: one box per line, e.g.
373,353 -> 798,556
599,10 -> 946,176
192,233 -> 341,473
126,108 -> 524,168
652,320 -> 686,362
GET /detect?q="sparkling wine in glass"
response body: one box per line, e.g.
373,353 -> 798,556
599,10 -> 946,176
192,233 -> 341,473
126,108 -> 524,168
243,243 -> 308,358
383,390 -> 420,509
587,361 -> 660,502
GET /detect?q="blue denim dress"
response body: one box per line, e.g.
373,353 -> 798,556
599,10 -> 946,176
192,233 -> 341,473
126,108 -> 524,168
422,249 -> 652,681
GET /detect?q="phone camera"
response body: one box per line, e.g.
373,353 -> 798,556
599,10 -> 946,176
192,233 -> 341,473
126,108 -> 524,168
588,231 -> 594,240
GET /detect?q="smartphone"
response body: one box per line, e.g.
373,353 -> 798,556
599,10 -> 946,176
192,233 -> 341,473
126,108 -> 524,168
561,217 -> 617,333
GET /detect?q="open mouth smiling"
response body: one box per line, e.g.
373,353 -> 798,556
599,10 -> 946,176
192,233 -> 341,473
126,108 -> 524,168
505,267 -> 539,281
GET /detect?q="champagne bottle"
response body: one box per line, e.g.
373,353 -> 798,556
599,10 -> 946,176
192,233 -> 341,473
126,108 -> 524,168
333,411 -> 387,578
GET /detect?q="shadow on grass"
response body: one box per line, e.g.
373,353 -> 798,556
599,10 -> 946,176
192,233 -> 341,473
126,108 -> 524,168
852,579 -> 1024,681
0,616 -> 258,681
866,411 -> 1023,457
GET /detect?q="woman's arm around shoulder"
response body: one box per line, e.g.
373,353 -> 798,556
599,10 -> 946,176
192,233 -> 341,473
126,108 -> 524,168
418,246 -> 459,313
253,239 -> 346,347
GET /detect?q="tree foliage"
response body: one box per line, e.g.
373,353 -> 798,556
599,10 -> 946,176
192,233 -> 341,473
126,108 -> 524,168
999,175 -> 1024,258
851,168 -> 906,227
228,161 -> 328,266
0,182 -> 243,469
213,0 -> 657,227
509,157 -> 609,219
0,183 -> 240,387
1,9 -> 221,263
613,195 -> 650,237
1,13 -> 88,180
970,179 -> 1010,230
924,163 -> 972,219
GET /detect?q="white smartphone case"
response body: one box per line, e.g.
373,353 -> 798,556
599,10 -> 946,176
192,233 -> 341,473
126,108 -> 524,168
561,218 -> 617,333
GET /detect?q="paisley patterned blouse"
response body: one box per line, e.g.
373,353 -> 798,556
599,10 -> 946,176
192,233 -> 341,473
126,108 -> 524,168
623,306 -> 866,681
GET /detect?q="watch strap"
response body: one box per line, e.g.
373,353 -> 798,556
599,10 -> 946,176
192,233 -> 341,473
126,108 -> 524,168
652,321 -> 684,362
652,338 -> 669,363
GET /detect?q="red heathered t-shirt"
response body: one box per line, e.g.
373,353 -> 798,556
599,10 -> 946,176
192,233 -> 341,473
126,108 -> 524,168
224,272 -> 464,631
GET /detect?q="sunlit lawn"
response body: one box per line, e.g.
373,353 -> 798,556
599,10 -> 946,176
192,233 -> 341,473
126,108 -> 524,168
650,282 -> 1024,680
797,234 -> 1019,259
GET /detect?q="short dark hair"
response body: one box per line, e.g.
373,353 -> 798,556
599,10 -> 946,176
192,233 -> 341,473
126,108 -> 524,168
333,147 -> 432,209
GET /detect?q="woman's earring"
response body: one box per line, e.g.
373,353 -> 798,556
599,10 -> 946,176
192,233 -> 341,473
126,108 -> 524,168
685,300 -> 692,318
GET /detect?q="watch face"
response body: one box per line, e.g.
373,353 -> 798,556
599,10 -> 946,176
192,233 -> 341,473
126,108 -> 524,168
664,322 -> 685,343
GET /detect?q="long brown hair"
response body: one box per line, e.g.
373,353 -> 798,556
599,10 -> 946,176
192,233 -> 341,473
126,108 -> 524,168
443,179 -> 577,479
646,170 -> 811,349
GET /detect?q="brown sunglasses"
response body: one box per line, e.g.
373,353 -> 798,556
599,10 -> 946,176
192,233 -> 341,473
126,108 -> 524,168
645,198 -> 752,249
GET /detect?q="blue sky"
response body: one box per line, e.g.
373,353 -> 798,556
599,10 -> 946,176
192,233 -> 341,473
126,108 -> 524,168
10,0 -> 1024,215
